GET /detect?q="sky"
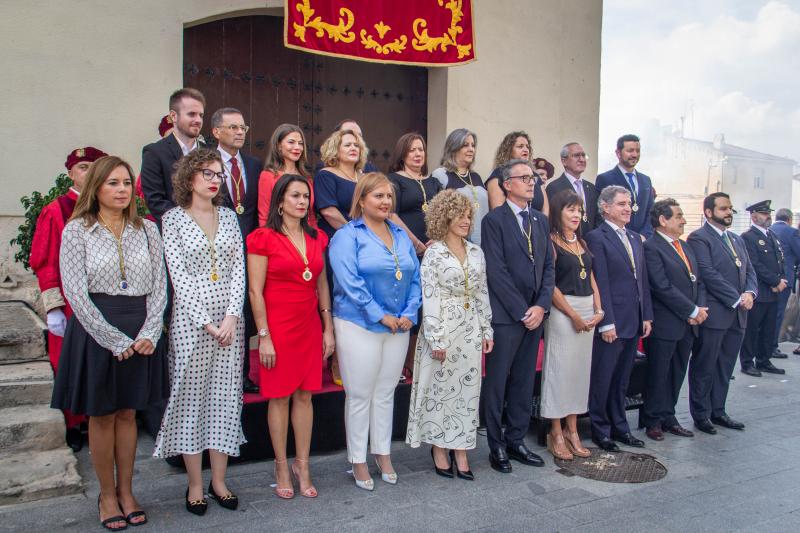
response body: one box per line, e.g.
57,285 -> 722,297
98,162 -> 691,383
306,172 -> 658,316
598,0 -> 800,171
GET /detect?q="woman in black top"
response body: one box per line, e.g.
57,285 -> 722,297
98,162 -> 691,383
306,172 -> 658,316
388,133 -> 443,256
486,131 -> 549,215
540,190 -> 604,461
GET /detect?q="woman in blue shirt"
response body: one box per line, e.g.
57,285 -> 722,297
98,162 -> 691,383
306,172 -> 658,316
329,172 -> 422,491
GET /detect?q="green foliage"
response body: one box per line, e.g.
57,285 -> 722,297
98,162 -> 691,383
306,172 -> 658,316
10,174 -> 72,270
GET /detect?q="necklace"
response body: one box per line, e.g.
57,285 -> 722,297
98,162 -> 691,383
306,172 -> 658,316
454,169 -> 480,212
561,234 -> 587,280
282,224 -> 313,281
230,169 -> 245,215
382,224 -> 403,281
564,233 -> 578,243
97,213 -> 129,290
447,239 -> 471,309
403,169 -> 429,212
186,207 -> 220,282
339,166 -> 358,182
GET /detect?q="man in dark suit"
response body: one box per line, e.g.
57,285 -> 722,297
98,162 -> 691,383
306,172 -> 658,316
141,87 -> 207,225
596,134 -> 655,238
211,107 -> 263,393
641,199 -> 707,441
546,142 -> 599,236
739,200 -> 787,376
687,192 -> 757,434
586,185 -> 653,451
481,158 -> 555,473
768,208 -> 800,357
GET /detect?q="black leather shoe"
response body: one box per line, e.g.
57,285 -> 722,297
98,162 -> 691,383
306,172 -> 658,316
449,450 -> 474,480
242,377 -> 259,394
741,366 -> 762,377
185,488 -> 207,516
66,427 -> 84,452
431,447 -> 454,478
663,424 -> 694,437
755,361 -> 786,374
694,419 -> 717,435
611,432 -> 645,448
208,481 -> 238,510
710,414 -> 745,430
489,448 -> 512,474
506,443 -> 545,467
591,436 -> 620,452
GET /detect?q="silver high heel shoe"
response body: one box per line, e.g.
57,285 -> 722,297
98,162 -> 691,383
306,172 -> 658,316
375,460 -> 398,485
351,469 -> 374,491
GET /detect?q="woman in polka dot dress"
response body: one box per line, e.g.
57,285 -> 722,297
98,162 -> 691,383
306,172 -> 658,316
154,150 -> 246,515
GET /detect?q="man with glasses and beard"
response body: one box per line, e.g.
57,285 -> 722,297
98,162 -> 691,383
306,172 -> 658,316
686,192 -> 757,434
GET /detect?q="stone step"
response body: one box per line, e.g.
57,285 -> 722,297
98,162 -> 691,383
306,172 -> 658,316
0,404 -> 64,456
0,448 -> 82,505
0,301 -> 47,364
0,362 -> 54,408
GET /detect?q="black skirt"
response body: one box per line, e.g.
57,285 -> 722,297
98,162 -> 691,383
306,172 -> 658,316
51,294 -> 169,417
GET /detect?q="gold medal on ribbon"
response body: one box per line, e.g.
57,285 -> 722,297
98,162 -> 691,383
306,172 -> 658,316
421,203 -> 428,212
632,204 -> 639,212
735,259 -> 742,267
579,269 -> 587,280
464,302 -> 470,309
302,268 -> 313,282
395,269 -> 403,281
211,271 -> 219,282
236,204 -> 245,215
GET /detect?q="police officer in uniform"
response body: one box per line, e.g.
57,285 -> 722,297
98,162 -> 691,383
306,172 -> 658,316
740,200 -> 787,376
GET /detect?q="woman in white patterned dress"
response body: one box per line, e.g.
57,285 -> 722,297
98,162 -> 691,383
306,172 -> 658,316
154,150 -> 246,515
406,189 -> 494,480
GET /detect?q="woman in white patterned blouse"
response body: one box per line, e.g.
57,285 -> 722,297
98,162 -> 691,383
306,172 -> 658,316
52,156 -> 168,530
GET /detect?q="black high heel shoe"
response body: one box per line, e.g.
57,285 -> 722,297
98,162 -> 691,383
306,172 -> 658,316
208,481 -> 239,510
450,450 -> 475,481
431,447 -> 453,478
185,488 -> 208,516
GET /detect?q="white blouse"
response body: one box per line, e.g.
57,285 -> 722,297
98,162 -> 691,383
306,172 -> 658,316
59,218 -> 167,356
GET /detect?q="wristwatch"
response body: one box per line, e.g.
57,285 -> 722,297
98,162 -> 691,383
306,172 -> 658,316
258,328 -> 270,338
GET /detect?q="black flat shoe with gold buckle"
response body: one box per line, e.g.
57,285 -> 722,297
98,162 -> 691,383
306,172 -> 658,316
185,488 -> 208,516
208,481 -> 239,510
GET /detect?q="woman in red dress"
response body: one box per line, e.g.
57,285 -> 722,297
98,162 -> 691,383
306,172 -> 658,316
247,173 -> 335,500
257,124 -> 316,227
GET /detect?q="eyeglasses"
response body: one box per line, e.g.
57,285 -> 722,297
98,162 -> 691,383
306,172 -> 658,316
569,152 -> 588,159
199,169 -> 225,181
509,175 -> 536,184
220,124 -> 249,133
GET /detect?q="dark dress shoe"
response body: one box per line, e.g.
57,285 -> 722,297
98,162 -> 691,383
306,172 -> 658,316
185,488 -> 208,516
489,448 -> 512,474
694,419 -> 717,435
506,443 -> 545,467
611,432 -> 645,448
755,361 -> 785,374
449,450 -> 474,480
431,448 -> 454,478
66,427 -> 84,452
645,426 -> 664,441
663,424 -> 694,437
771,350 -> 788,359
208,481 -> 238,510
242,377 -> 259,394
591,436 -> 620,452
741,366 -> 762,377
711,414 -> 745,430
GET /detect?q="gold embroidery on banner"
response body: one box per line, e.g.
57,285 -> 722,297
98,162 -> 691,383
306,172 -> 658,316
293,0 -> 356,44
412,0 -> 473,59
360,21 -> 408,55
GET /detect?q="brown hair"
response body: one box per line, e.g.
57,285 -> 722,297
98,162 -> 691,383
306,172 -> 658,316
424,189 -> 473,241
264,124 -> 310,177
171,149 -> 225,208
493,131 -> 533,168
169,87 -> 206,112
71,156 -> 142,228
349,172 -> 395,219
320,129 -> 367,171
389,132 -> 428,175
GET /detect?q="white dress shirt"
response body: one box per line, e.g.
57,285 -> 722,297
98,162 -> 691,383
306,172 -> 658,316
218,146 -> 248,198
174,133 -> 198,156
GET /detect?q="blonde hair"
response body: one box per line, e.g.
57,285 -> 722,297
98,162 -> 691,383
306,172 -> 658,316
320,129 -> 367,171
425,189 -> 473,241
349,172 -> 395,219
71,156 -> 142,229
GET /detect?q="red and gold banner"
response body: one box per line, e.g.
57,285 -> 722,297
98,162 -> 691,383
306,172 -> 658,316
284,0 -> 476,66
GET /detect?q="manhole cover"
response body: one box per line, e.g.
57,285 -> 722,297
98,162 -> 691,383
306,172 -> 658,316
554,449 -> 667,483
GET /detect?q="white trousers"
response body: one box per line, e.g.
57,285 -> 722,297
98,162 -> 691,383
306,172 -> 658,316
334,318 -> 409,463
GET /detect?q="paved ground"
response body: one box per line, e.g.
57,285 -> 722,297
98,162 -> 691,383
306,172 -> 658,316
3,343 -> 800,532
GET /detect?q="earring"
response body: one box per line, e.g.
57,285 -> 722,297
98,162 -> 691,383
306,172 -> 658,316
278,206 -> 283,216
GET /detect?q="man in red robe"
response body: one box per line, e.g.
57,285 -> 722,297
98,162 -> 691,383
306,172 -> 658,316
29,146 -> 107,451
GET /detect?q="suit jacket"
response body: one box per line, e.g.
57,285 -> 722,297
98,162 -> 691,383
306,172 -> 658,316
741,226 -> 785,303
481,203 -> 555,325
545,173 -> 600,236
219,150 -> 262,242
595,167 -> 655,238
140,134 -> 206,225
767,220 -> 800,285
686,223 -> 757,330
644,233 -> 706,341
586,222 -> 653,339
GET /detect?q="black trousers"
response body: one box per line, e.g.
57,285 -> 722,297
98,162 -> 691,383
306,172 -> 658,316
740,301 -> 777,369
642,330 -> 693,429
689,325 -> 744,421
589,335 -> 638,439
773,288 -> 791,351
481,322 -> 542,451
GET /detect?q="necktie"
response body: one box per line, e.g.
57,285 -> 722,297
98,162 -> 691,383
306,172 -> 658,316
625,172 -> 637,197
573,178 -> 584,198
672,239 -> 692,274
520,209 -> 533,259
617,228 -> 636,277
230,157 -> 245,214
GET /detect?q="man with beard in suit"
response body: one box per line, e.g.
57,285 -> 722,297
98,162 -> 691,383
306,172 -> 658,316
641,198 -> 707,441
687,192 -> 757,434
546,142 -> 599,236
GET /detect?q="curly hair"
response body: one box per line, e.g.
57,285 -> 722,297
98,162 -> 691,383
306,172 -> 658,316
493,131 -> 532,168
424,189 -> 473,241
172,149 -> 225,208
319,129 -> 368,171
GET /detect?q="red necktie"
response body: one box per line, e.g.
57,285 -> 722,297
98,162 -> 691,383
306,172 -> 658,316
230,157 -> 245,213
